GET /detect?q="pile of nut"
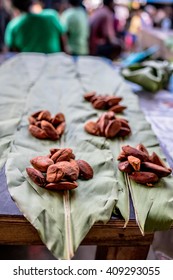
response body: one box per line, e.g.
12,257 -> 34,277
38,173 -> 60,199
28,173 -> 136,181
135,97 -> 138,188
28,110 -> 65,140
84,91 -> 126,113
117,144 -> 172,186
84,112 -> 131,138
26,148 -> 94,191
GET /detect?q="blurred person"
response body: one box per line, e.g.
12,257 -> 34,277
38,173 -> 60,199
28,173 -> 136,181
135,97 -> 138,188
125,8 -> 142,51
0,0 -> 11,52
61,0 -> 89,55
52,0 -> 68,15
161,6 -> 173,30
31,0 -> 44,13
128,9 -> 142,39
140,6 -> 153,28
144,5 -> 156,27
89,0 -> 122,60
5,0 -> 67,53
114,4 -> 129,39
154,8 -> 166,28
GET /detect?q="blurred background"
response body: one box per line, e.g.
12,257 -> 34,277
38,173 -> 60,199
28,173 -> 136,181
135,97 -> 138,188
1,0 -> 173,59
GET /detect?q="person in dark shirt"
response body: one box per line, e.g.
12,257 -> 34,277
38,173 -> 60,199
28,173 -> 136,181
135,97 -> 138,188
0,0 -> 11,52
89,0 -> 122,60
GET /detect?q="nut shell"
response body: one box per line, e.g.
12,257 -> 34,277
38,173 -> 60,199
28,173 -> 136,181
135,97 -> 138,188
76,159 -> 93,180
84,121 -> 100,136
45,181 -> 78,191
30,156 -> 54,172
51,113 -> 65,126
37,110 -> 52,122
105,119 -> 121,138
122,145 -> 149,162
141,162 -> 172,177
129,171 -> 159,185
29,125 -> 48,139
118,161 -> 133,173
41,120 -> 59,140
26,167 -> 46,187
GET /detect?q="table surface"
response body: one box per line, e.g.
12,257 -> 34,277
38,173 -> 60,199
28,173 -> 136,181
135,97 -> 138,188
0,54 -> 173,258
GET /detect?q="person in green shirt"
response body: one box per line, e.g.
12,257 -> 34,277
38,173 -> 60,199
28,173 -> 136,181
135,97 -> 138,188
61,0 -> 89,55
5,0 -> 67,53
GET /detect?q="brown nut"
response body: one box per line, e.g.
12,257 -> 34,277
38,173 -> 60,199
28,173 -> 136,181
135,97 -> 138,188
41,120 -> 59,140
107,111 -> 116,120
105,119 -> 121,138
129,171 -> 159,185
97,113 -> 110,136
46,164 -> 64,183
28,116 -> 37,125
30,156 -> 54,172
141,162 -> 172,178
118,161 -> 133,173
90,95 -> 98,103
51,113 -> 65,126
49,148 -> 60,156
117,150 -> 127,161
51,148 -> 74,163
56,122 -> 65,136
69,159 -> 80,178
136,143 -> 149,157
119,118 -> 130,129
106,96 -> 122,107
37,110 -> 52,122
122,145 -> 150,162
31,110 -> 43,118
29,125 -> 48,139
47,148 -> 60,158
45,181 -> 78,191
26,167 -> 46,187
109,104 -> 127,113
76,159 -> 93,180
128,156 -> 141,171
84,121 -> 101,136
55,161 -> 79,181
35,121 -> 42,128
116,127 -> 131,137
92,99 -> 107,110
149,152 -> 171,171
84,91 -> 96,101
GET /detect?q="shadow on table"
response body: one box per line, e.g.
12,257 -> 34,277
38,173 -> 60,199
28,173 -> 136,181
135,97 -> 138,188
0,245 -> 97,260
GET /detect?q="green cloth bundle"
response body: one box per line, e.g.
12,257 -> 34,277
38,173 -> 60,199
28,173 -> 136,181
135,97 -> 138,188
121,60 -> 173,92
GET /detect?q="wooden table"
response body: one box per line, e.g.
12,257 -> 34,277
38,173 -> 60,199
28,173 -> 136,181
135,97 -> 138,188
0,165 -> 153,260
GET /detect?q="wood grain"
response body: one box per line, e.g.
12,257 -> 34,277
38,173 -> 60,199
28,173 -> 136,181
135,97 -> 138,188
0,215 -> 153,246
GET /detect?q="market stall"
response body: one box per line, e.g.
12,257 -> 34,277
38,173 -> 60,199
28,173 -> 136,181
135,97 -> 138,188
0,53 -> 173,260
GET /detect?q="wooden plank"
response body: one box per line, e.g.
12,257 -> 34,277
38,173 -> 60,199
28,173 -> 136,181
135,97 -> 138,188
0,215 -> 153,246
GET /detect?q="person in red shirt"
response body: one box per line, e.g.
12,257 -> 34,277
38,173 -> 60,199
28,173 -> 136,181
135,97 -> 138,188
89,0 -> 122,60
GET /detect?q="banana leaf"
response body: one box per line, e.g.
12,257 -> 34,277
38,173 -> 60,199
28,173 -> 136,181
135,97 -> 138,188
77,56 -> 173,233
0,53 -> 118,259
6,141 -> 117,259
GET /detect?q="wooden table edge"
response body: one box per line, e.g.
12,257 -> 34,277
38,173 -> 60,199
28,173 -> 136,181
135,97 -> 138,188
0,214 -> 153,246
